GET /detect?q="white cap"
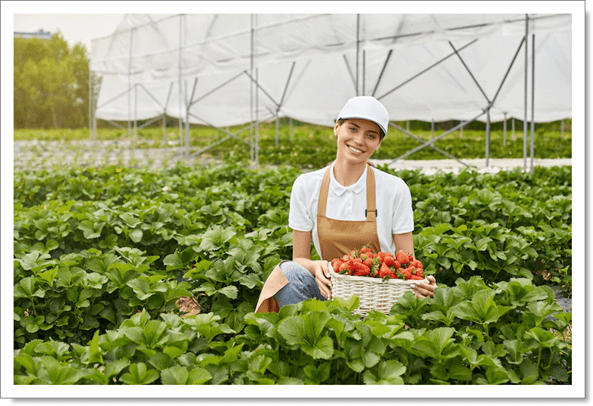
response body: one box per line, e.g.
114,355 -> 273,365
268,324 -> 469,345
337,96 -> 389,137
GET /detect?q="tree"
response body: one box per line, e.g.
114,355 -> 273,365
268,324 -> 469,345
14,32 -> 91,129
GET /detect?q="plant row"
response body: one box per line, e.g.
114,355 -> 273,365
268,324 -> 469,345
14,276 -> 571,385
14,164 -> 572,384
14,164 -> 572,291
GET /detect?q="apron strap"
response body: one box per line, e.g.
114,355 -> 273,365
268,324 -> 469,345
365,167 -> 377,220
317,163 -> 377,220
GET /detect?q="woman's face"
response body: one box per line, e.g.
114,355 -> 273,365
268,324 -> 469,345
334,118 -> 382,163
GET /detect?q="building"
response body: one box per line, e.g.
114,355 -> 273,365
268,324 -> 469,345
14,29 -> 52,40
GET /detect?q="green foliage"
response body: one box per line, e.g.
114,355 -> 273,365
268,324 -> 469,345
13,163 -> 572,384
14,33 -> 91,129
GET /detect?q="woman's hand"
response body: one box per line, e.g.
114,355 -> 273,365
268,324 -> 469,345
410,275 -> 437,299
313,260 -> 332,299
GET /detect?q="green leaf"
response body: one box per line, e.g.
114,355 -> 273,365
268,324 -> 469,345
130,229 -> 143,243
218,285 -> 239,299
143,320 -> 169,348
119,362 -> 160,385
239,273 -> 261,289
363,360 -> 406,385
187,367 -> 212,385
303,363 -> 330,384
88,330 -> 103,364
248,355 -> 272,375
484,366 -> 510,385
39,357 -> 81,384
411,327 -> 458,360
160,366 -> 189,385
147,352 -> 173,372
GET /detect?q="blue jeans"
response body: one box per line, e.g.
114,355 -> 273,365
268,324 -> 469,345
274,261 -> 327,308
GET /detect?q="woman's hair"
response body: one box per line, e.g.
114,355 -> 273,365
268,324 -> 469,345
337,118 -> 386,140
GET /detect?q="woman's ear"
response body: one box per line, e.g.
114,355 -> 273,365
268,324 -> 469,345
334,122 -> 340,137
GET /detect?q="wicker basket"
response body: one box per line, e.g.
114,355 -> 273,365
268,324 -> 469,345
329,264 -> 426,316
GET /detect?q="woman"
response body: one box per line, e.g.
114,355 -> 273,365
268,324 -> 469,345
255,96 -> 437,313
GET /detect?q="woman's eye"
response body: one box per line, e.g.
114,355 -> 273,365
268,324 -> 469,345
367,134 -> 376,139
349,127 -> 356,131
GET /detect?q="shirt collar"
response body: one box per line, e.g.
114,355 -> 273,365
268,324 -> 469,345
329,162 -> 368,196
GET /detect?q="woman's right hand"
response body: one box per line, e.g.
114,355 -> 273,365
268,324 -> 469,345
313,260 -> 332,299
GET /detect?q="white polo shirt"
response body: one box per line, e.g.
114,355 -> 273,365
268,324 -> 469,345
289,163 -> 414,258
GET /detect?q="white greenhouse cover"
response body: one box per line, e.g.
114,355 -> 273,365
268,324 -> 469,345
90,14 -> 571,128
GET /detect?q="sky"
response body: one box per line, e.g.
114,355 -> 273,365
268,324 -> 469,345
13,14 -> 126,50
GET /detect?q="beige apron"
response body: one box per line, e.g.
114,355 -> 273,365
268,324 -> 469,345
255,164 -> 381,313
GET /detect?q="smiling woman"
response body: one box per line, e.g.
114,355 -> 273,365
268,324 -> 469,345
256,96 -> 437,313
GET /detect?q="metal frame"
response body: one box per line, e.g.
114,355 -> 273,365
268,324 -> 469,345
89,14 -> 547,171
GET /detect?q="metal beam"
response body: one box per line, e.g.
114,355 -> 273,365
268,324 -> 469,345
449,41 -> 490,104
389,122 -> 472,167
372,50 -> 393,97
389,110 -> 487,163
377,39 -> 479,101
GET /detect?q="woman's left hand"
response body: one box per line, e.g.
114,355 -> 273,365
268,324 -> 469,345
410,275 -> 437,299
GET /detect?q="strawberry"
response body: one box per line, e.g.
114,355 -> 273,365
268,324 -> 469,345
363,257 -> 373,268
395,250 -> 409,265
352,262 -> 371,276
339,259 -> 354,275
377,252 -> 393,263
410,259 -> 423,269
360,245 -> 372,255
410,275 -> 424,280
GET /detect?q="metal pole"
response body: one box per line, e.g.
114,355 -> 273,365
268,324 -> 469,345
503,112 -> 507,146
530,33 -> 535,173
406,120 -> 409,132
485,108 -> 491,168
289,117 -> 293,142
356,14 -> 360,96
255,67 -> 259,165
523,14 -> 529,172
185,80 -> 190,158
362,49 -> 366,95
178,15 -> 183,153
163,112 -> 166,145
128,29 -> 133,141
250,14 -> 254,163
275,115 -> 279,147
134,84 -> 137,150
431,119 -> 435,138
460,120 -> 463,137
88,69 -> 92,141
512,118 -> 515,138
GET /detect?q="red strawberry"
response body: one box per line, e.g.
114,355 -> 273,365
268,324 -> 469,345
383,256 -> 396,267
410,259 -> 423,269
363,257 -> 372,268
352,262 -> 371,276
339,259 -> 354,275
395,250 -> 410,265
410,275 -> 424,280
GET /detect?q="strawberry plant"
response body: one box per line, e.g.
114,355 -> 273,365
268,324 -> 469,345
13,163 -> 572,385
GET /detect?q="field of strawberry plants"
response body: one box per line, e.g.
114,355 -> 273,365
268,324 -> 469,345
12,162 -> 572,386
